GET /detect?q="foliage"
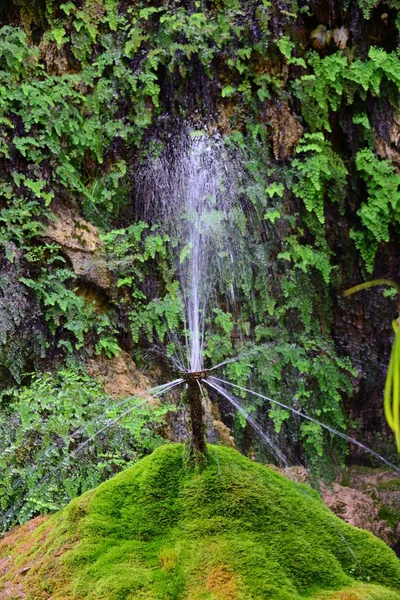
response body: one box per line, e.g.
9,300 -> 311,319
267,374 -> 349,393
1,0 -> 400,490
219,333 -> 355,472
1,445 -> 400,599
292,133 -> 348,225
352,149 -> 400,272
0,364 -> 173,529
358,0 -> 381,19
101,223 -> 184,346
294,47 -> 400,132
287,45 -> 400,276
196,133 -> 356,472
20,266 -> 121,357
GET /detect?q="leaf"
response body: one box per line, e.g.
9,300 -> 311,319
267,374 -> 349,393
265,183 -> 284,198
179,242 -> 193,264
277,36 -> 307,67
221,85 -> 236,98
24,179 -> 45,198
257,87 -> 270,101
60,2 -> 75,16
353,113 -> 371,129
52,27 -> 66,47
139,7 -> 160,19
333,27 -> 349,49
117,277 -> 133,288
310,25 -> 332,50
264,209 -> 281,223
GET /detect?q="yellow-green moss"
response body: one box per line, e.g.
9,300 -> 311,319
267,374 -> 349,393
1,445 -> 400,600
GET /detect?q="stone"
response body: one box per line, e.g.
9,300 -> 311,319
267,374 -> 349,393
265,100 -> 303,160
86,350 -> 151,398
375,112 -> 400,172
43,199 -> 111,290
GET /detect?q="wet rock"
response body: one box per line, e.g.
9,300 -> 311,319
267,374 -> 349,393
281,465 -> 310,484
86,350 -> 151,398
389,113 -> 400,146
216,101 -> 238,133
212,419 -> 236,448
43,199 -> 111,290
321,481 -> 395,544
375,112 -> 400,172
38,40 -> 72,75
204,388 -> 236,447
375,138 -> 400,171
265,100 -> 303,160
162,383 -> 236,448
347,468 -> 400,547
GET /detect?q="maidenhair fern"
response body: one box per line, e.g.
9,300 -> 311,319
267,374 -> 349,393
295,47 -> 400,132
352,148 -> 400,273
292,133 -> 348,224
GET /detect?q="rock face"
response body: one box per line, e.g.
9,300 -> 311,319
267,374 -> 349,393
0,445 -> 399,600
44,200 -> 111,290
86,350 -> 151,398
375,113 -> 400,172
265,100 -> 303,160
162,385 -> 237,449
283,466 -> 400,549
212,418 -> 236,447
321,482 -> 396,545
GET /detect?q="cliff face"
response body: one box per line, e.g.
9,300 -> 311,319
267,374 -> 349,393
1,0 -> 400,494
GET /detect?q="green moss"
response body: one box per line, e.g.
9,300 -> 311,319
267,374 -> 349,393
4,444 -> 397,600
377,479 -> 400,492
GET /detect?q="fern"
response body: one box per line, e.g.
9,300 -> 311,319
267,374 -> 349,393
352,149 -> 400,272
295,47 -> 400,131
292,134 -> 348,224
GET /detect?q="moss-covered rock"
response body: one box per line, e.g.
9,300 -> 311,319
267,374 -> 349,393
1,444 -> 400,599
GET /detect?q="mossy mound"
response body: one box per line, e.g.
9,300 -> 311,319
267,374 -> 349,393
1,444 -> 400,599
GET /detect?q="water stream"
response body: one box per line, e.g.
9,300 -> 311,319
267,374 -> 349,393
138,132 -> 246,372
6,130 -> 399,532
206,378 -> 288,465
137,130 -> 399,474
208,375 -> 400,473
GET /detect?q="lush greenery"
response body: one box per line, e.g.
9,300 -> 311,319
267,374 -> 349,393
1,0 -> 400,526
1,444 -> 400,599
0,364 -> 173,530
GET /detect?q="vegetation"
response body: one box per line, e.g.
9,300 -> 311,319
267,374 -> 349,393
1,445 -> 400,599
0,364 -> 174,530
1,0 -> 400,527
344,280 -> 400,451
